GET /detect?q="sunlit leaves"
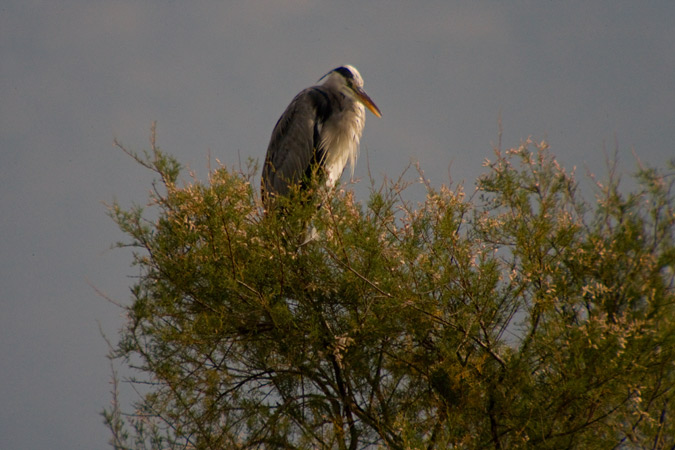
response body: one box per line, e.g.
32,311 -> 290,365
105,138 -> 675,449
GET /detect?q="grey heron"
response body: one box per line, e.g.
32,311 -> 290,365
261,65 -> 381,206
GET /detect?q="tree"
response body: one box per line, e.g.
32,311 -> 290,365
104,131 -> 675,449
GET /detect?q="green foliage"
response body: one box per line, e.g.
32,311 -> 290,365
105,136 -> 675,449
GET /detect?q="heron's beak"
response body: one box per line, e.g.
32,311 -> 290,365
354,87 -> 382,118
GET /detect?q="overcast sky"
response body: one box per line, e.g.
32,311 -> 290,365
1,2 -> 673,449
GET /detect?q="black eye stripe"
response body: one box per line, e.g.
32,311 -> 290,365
334,66 -> 354,80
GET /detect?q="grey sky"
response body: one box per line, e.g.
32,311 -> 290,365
1,2 -> 673,449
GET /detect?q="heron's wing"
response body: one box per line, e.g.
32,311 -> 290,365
262,87 -> 332,199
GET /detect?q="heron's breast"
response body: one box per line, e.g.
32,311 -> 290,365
321,111 -> 365,186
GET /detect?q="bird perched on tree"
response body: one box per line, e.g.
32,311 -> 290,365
261,65 -> 381,206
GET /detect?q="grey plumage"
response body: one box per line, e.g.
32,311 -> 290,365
261,65 -> 381,205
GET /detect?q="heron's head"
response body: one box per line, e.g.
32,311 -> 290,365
320,65 -> 382,118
